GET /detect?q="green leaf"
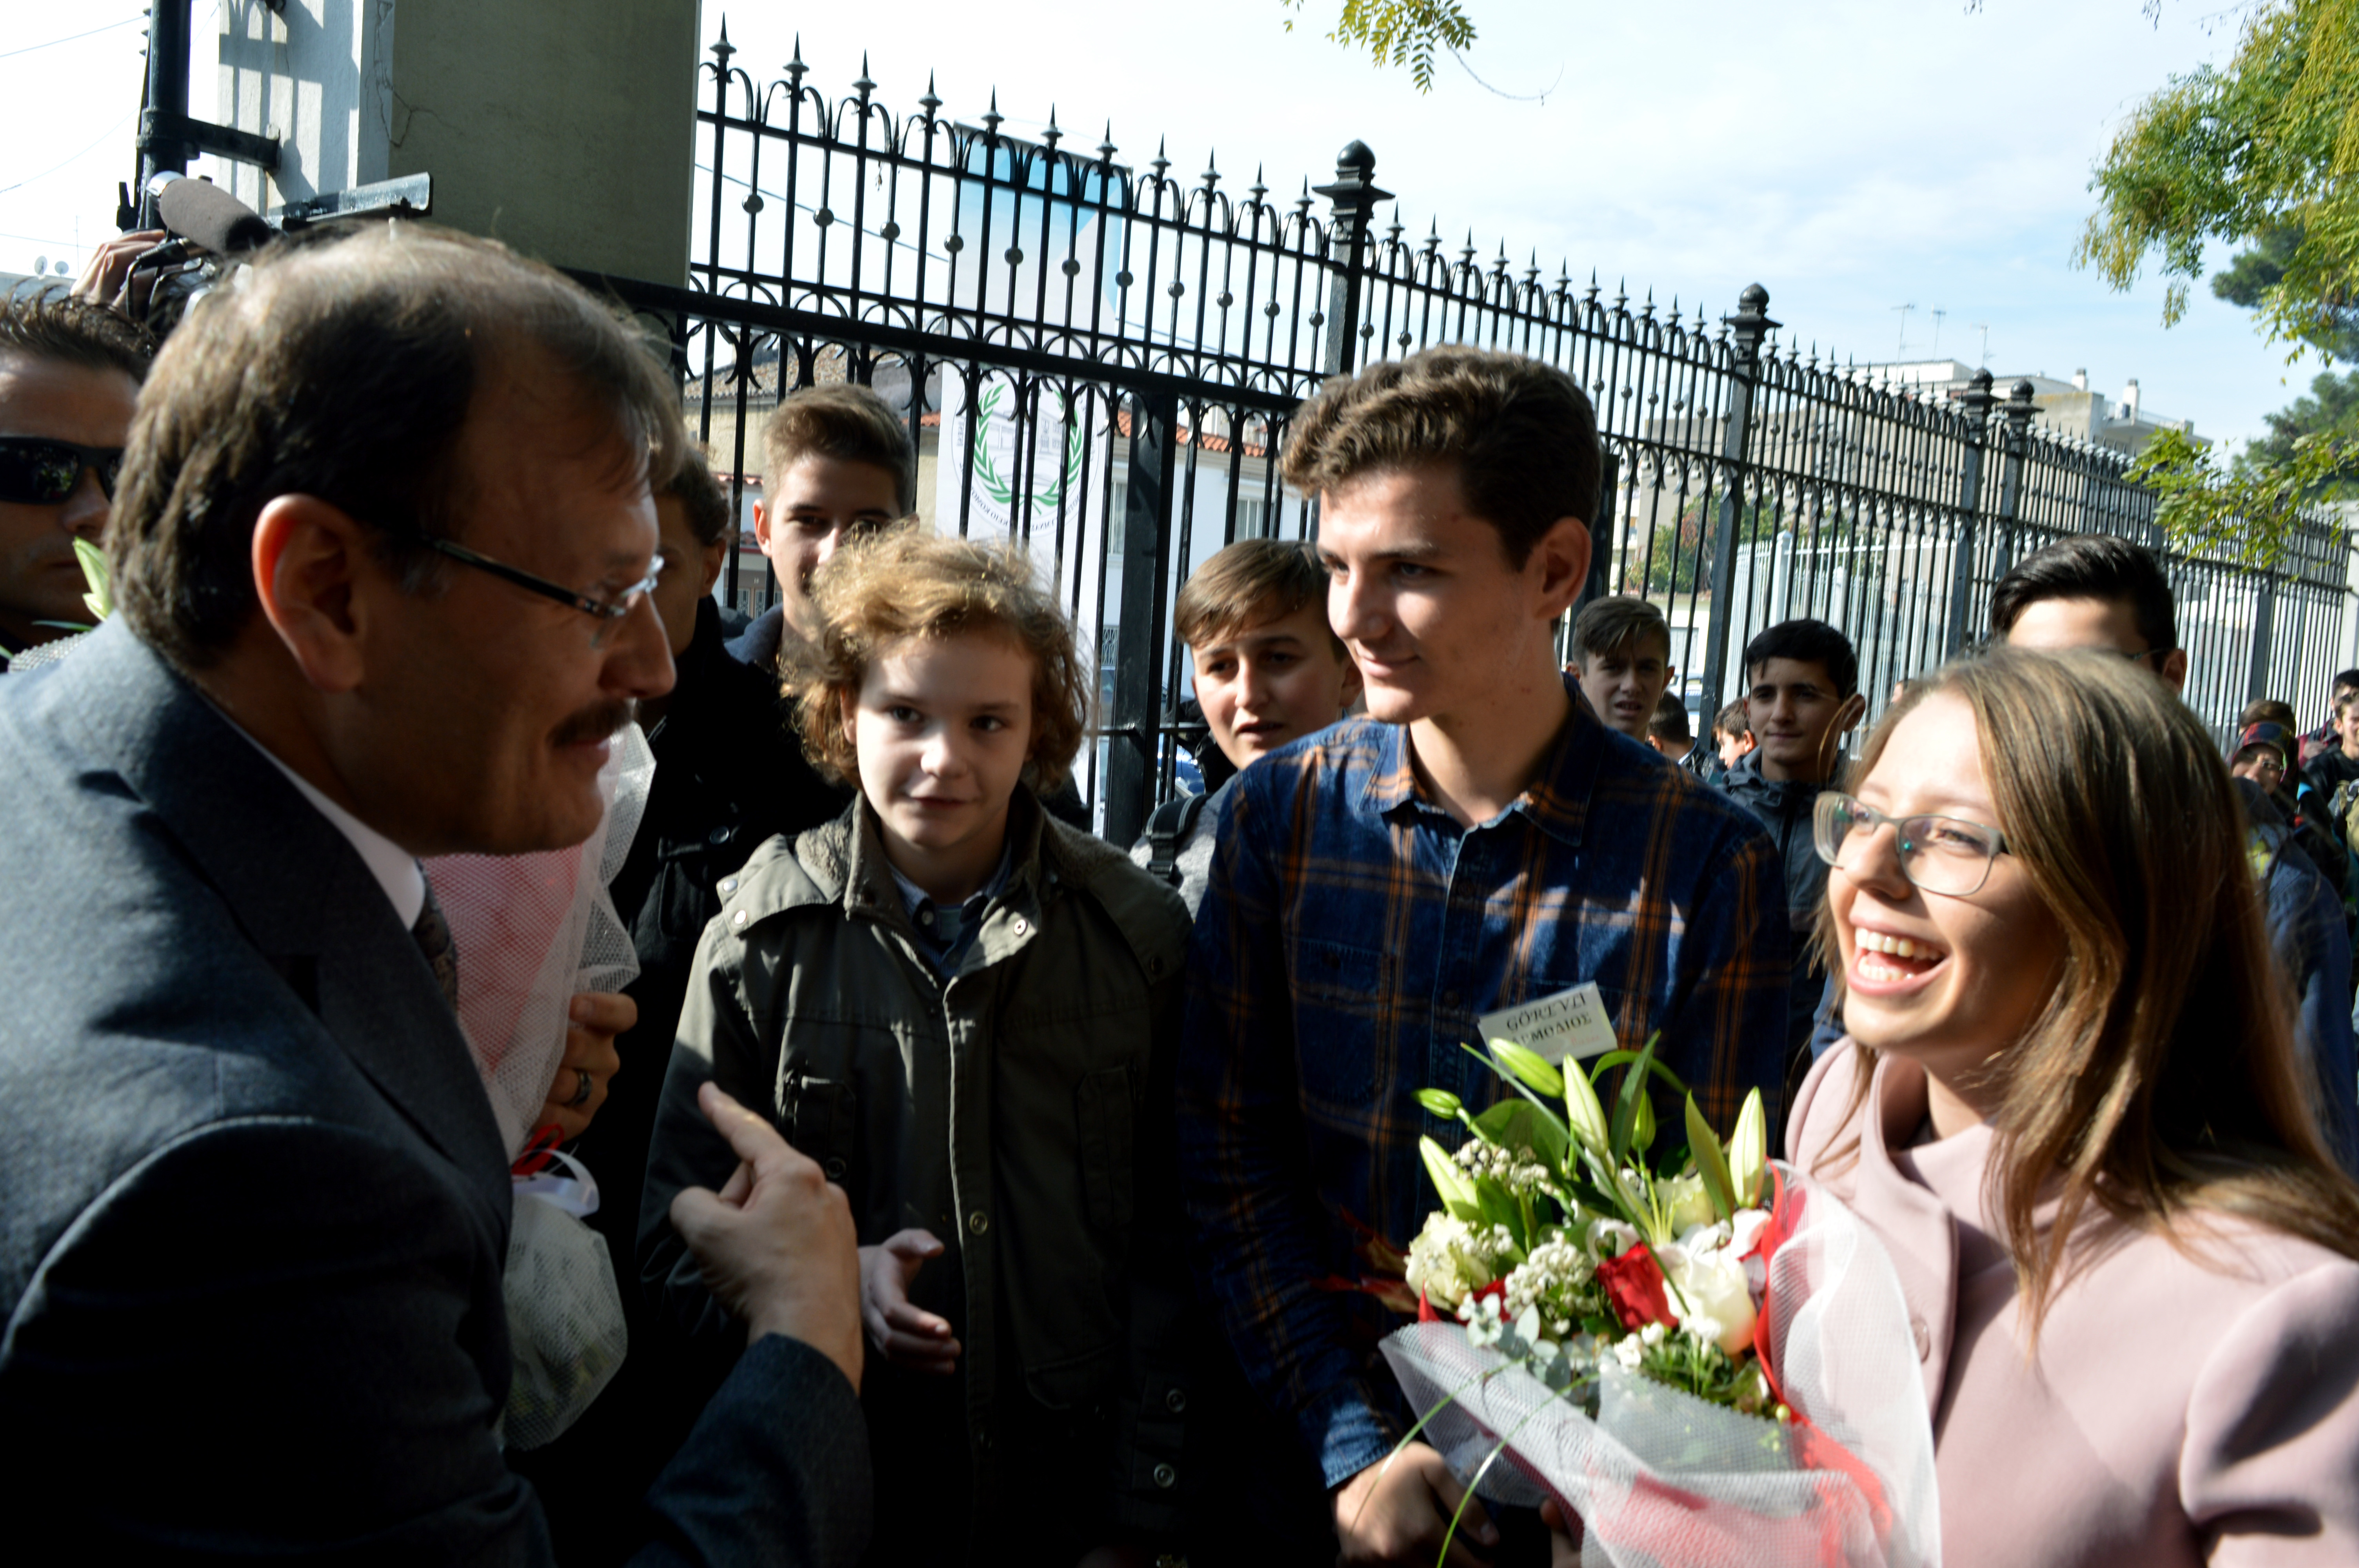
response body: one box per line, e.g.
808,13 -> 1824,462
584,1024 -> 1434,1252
1608,1036 -> 1658,1167
1685,1094 -> 1737,1223
1486,1038 -> 1564,1099
73,536 -> 111,622
1587,1048 -> 1690,1098
1471,1098 -> 1569,1171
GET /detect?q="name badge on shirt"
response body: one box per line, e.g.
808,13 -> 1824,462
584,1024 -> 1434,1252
1476,981 -> 1617,1065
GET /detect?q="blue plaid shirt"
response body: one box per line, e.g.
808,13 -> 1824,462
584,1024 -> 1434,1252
1176,682 -> 1790,1487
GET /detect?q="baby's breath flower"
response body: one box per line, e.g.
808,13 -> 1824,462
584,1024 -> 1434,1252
1499,1234 -> 1598,1341
1454,1140 -> 1554,1197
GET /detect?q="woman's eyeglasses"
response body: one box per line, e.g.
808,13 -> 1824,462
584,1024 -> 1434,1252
1812,791 -> 2010,897
0,437 -> 125,506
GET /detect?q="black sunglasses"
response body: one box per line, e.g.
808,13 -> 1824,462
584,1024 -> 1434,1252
0,437 -> 126,506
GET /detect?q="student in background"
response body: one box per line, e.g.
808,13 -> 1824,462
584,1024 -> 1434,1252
1710,699 -> 1754,780
1565,594 -> 1674,744
1994,533 -> 2357,1175
727,384 -> 911,677
1720,618 -> 1866,1093
1647,690 -> 1697,767
2301,668 -> 2359,767
1130,538 -> 1362,913
643,528 -> 1195,1565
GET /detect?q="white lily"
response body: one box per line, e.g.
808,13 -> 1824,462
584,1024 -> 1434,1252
1728,1087 -> 1768,1209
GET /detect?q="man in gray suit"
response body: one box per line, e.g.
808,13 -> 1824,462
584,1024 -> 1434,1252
0,221 -> 870,1563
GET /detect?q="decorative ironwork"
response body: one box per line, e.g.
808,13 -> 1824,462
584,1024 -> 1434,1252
578,43 -> 2352,840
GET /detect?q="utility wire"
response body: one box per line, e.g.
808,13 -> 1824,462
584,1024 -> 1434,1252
0,15 -> 145,64
0,112 -> 137,198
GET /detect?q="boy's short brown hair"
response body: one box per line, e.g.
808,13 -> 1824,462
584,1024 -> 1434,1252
1278,345 -> 1600,569
1173,538 -> 1344,656
1648,692 -> 1692,746
2239,697 -> 2297,734
663,446 -> 732,548
1712,700 -> 1749,741
762,383 -> 916,514
1569,595 -> 1670,665
786,527 -> 1089,792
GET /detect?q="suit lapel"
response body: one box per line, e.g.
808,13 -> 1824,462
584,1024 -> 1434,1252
59,623 -> 510,1212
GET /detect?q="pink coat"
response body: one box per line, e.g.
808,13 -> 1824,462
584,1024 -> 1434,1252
1788,1043 -> 2359,1567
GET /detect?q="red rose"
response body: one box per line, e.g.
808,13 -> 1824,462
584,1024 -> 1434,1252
1596,1243 -> 1675,1332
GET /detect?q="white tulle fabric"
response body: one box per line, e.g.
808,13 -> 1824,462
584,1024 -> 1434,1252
423,722 -> 654,1159
422,723 -> 654,1450
1381,1163 -> 1941,1568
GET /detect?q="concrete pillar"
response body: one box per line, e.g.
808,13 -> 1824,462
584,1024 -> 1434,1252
209,0 -> 694,283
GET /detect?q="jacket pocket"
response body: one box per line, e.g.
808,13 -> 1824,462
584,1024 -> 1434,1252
1075,1066 -> 1135,1235
1289,939 -> 1388,1104
1024,1341 -> 1119,1414
778,1062 -> 859,1186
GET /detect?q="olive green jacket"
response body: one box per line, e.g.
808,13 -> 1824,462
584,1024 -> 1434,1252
638,790 -> 1195,1550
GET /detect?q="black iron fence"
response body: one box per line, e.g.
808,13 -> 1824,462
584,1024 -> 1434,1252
578,37 -> 2356,842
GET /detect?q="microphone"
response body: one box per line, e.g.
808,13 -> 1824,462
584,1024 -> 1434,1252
156,178 -> 275,258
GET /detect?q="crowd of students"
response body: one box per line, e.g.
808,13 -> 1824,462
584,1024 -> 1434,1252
4,221 -> 2359,1568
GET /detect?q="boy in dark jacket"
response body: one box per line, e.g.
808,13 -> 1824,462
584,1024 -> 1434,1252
643,528 -> 1195,1565
1719,619 -> 1865,1097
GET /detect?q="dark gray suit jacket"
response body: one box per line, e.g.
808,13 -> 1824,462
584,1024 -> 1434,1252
0,621 -> 870,1564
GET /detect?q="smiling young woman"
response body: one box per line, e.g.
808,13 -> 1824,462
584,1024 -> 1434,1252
1790,647 -> 2359,1568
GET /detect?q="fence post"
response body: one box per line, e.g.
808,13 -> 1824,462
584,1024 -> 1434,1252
1314,142 -> 1392,377
2247,573 -> 2278,705
1698,284 -> 1778,713
1104,392 -> 1181,847
1992,380 -> 2036,575
1943,369 -> 1997,655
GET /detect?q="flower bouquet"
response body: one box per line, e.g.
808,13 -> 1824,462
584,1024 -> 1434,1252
1378,1038 -> 1939,1568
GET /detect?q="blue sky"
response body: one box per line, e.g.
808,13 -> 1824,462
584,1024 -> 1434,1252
0,1 -> 2308,448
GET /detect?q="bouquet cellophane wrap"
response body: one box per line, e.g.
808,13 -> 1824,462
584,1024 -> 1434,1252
1380,1162 -> 1940,1568
423,723 -> 654,1449
423,722 -> 654,1160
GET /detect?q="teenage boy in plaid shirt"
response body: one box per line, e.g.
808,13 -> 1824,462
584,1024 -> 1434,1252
1177,347 -> 1788,1566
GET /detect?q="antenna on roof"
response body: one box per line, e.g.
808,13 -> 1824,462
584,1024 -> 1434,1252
1891,303 -> 1915,357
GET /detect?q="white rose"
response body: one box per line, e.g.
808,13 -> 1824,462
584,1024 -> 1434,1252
1663,1232 -> 1757,1355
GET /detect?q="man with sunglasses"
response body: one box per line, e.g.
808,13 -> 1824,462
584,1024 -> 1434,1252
0,225 -> 872,1562
1990,534 -> 2358,1174
0,290 -> 147,671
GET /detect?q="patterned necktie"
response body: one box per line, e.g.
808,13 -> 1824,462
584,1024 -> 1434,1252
411,878 -> 460,1012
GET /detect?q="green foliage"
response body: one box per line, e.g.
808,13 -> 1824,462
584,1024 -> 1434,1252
2211,223 -> 2359,361
2238,367 -> 2359,477
2126,423 -> 2359,567
1280,0 -> 1477,93
2078,0 -> 2359,360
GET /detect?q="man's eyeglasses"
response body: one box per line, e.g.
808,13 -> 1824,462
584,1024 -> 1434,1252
0,437 -> 125,506
1812,791 -> 2010,897
411,534 -> 659,649
2119,645 -> 2174,668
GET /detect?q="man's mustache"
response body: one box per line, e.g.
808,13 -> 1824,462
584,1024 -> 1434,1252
551,699 -> 635,747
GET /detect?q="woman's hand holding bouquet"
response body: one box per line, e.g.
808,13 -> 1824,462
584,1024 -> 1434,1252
1378,1039 -> 1938,1568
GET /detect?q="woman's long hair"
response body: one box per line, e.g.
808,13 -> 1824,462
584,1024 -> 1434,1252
1815,648 -> 2359,1330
